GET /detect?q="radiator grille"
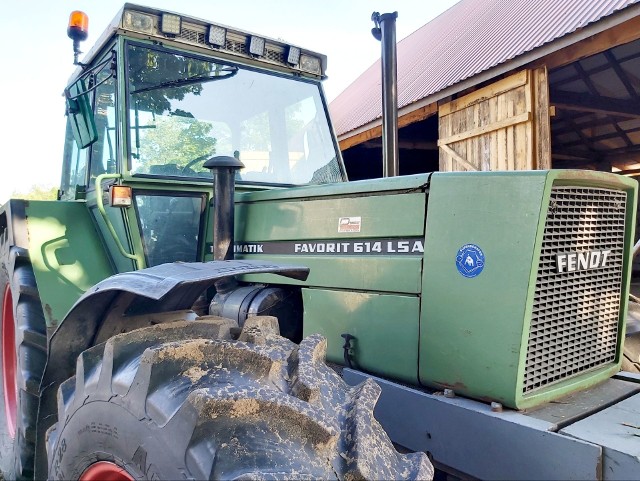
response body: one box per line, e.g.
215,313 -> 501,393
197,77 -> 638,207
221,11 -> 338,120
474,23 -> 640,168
523,186 -> 627,394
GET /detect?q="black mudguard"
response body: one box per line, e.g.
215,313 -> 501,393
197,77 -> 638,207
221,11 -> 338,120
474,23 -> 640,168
34,260 -> 309,478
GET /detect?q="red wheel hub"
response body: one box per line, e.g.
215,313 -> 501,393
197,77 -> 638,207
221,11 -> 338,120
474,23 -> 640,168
80,462 -> 135,481
2,284 -> 17,439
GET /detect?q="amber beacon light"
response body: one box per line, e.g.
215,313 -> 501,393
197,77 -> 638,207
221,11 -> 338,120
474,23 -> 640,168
67,10 -> 89,65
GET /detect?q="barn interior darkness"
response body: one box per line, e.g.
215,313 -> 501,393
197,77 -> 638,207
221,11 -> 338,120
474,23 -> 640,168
550,38 -> 640,174
341,38 -> 640,182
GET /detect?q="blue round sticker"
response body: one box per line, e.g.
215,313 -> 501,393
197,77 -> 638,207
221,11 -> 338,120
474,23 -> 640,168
456,244 -> 485,278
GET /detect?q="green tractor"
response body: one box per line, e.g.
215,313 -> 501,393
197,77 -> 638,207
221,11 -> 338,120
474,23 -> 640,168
1,4 -> 639,480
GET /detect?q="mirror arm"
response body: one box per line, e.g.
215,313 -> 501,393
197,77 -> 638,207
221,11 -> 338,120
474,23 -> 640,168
94,173 -> 143,268
64,51 -> 116,100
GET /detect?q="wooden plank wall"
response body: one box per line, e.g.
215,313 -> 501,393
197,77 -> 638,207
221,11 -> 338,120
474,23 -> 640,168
532,67 -> 551,170
438,67 -> 550,172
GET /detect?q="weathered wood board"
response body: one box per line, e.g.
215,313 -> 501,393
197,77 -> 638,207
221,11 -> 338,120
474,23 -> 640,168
438,68 -> 551,171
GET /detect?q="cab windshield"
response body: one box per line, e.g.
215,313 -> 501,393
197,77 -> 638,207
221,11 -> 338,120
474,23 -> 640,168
126,43 -> 344,185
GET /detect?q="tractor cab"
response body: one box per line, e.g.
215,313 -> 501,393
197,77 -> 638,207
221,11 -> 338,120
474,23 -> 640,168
60,4 -> 345,269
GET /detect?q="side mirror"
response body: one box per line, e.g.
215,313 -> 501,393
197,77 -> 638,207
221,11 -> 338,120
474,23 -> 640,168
65,79 -> 97,149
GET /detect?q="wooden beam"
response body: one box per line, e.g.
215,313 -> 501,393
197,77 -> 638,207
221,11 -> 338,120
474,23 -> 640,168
339,125 -> 382,151
362,140 -> 438,150
604,50 -> 639,100
615,166 -> 640,175
438,112 -> 531,146
338,103 -> 437,151
553,153 -> 593,162
553,115 -> 624,136
552,147 -> 597,160
550,90 -> 640,119
561,125 -> 640,148
552,160 -> 599,170
439,144 -> 479,171
533,66 -> 552,170
554,145 -> 640,164
530,15 -> 640,71
398,103 -> 438,128
560,111 -> 599,152
438,71 -> 528,116
552,49 -> 640,89
601,143 -> 640,157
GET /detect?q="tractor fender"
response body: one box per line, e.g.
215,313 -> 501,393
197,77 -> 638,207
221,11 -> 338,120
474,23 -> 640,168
34,259 -> 308,478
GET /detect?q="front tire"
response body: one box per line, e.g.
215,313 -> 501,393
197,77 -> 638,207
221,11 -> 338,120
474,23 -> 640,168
47,317 -> 432,480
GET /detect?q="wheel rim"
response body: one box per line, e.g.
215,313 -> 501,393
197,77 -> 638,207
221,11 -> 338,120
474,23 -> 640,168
2,284 -> 17,439
80,462 -> 135,481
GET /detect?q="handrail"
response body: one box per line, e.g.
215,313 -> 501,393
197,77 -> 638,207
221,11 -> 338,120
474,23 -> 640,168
94,173 -> 142,268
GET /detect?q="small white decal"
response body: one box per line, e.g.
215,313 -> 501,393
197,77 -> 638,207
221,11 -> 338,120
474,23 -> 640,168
338,216 -> 361,233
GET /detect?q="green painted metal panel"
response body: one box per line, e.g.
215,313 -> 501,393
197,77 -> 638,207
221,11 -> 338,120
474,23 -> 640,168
420,172 -> 546,404
24,201 -> 114,328
302,288 -> 420,384
236,192 -> 426,241
238,256 -> 422,294
419,170 -> 638,409
87,200 -> 137,273
209,176 -> 427,295
236,174 -> 431,202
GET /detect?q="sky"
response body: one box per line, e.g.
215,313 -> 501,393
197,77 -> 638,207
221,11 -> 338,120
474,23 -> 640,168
0,0 -> 459,203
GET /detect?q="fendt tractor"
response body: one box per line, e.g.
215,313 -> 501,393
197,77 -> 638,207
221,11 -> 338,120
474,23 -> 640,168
1,4 -> 640,480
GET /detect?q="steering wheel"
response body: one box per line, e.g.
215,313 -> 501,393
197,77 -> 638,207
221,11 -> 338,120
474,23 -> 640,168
181,154 -> 212,174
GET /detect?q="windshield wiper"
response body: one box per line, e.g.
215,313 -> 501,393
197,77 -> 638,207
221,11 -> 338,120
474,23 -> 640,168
132,66 -> 238,95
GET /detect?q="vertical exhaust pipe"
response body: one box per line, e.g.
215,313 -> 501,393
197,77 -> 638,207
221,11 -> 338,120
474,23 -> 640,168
204,155 -> 244,261
205,155 -> 243,314
372,12 -> 399,178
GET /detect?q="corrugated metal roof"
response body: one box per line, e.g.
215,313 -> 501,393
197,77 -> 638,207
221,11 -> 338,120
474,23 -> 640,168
330,0 -> 640,138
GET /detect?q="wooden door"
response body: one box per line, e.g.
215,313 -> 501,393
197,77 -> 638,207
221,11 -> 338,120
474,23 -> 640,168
438,68 -> 551,171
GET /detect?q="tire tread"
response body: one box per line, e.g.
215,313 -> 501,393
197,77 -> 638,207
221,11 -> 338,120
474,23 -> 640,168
48,317 -> 433,480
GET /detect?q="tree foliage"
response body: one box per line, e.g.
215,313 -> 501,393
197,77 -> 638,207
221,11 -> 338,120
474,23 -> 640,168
12,185 -> 58,200
128,45 -> 224,174
128,45 -> 213,115
139,117 -> 217,172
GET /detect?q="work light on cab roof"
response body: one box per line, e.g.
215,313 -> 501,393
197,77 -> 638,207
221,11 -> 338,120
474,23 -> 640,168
67,10 -> 89,65
119,5 -> 325,77
160,12 -> 181,35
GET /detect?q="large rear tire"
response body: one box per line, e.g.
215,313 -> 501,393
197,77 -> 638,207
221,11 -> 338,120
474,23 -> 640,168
47,317 -> 432,480
0,247 -> 47,480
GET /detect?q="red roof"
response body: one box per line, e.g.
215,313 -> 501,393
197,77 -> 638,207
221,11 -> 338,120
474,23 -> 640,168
330,0 -> 639,138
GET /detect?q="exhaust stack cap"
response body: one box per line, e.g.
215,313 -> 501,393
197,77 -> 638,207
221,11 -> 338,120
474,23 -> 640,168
203,156 -> 245,170
204,155 -> 245,262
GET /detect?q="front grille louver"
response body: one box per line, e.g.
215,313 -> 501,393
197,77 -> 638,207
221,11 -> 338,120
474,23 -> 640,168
524,186 -> 627,394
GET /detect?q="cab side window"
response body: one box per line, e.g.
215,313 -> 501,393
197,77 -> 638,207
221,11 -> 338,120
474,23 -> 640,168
89,60 -> 118,182
60,49 -> 117,200
60,119 -> 89,200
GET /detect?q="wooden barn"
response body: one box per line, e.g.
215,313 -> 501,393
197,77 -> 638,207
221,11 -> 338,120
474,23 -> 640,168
329,0 -> 640,181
